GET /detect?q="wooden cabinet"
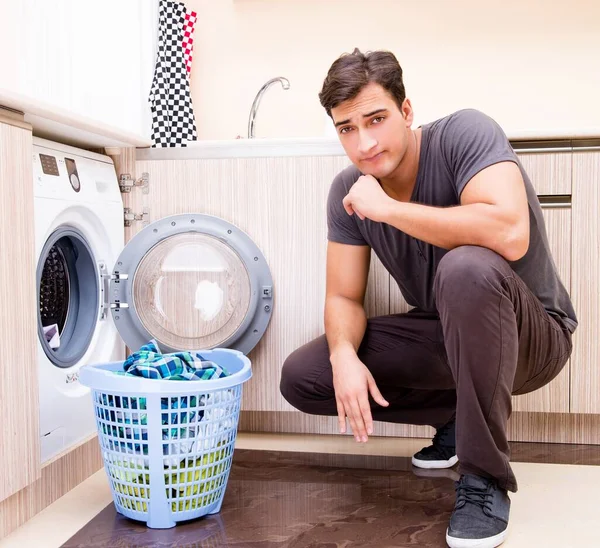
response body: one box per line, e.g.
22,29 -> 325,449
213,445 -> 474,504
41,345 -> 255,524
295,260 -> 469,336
517,149 -> 572,194
134,148 -> 580,417
132,143 -> 596,436
570,150 -> 600,413
511,149 -> 573,413
0,0 -> 154,138
510,148 -> 600,415
0,117 -> 40,502
511,205 -> 571,413
389,148 -> 575,414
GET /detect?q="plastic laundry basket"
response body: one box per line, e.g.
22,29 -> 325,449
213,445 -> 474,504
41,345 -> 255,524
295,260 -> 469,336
79,348 -> 251,529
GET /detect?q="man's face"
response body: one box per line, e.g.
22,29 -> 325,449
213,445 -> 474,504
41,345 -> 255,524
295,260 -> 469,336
331,82 -> 413,180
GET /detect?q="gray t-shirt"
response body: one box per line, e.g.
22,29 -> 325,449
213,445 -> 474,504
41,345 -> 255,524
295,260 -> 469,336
327,108 -> 577,332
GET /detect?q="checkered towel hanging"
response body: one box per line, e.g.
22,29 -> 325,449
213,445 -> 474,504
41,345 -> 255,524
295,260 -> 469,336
182,9 -> 197,75
149,0 -> 198,147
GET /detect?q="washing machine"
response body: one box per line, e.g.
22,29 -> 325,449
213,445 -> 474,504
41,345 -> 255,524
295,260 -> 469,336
34,139 -> 275,465
34,137 -> 125,464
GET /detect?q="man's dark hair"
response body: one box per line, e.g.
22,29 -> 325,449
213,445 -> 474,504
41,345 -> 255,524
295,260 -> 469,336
319,48 -> 407,118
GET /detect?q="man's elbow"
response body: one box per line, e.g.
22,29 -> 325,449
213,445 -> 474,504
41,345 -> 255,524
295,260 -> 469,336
500,223 -> 530,262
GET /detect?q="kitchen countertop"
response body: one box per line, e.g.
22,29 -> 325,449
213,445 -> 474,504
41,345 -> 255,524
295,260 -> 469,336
2,87 -> 599,155
0,88 -> 152,150
137,131 -> 600,161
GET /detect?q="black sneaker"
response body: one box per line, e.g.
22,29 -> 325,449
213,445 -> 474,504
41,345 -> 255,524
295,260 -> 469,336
412,416 -> 458,469
446,474 -> 510,548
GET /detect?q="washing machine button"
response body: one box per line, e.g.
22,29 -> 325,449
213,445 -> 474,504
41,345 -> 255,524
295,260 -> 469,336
70,173 -> 81,192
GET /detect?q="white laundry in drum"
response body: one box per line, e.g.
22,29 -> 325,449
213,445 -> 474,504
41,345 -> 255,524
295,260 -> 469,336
42,324 -> 60,349
194,280 -> 224,322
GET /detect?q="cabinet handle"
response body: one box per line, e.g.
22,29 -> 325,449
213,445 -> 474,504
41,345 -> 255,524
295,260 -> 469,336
515,146 -> 572,154
538,195 -> 571,209
513,139 -> 600,153
572,146 -> 600,152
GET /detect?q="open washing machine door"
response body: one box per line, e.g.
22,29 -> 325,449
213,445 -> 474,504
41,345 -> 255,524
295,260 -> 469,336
109,213 -> 273,355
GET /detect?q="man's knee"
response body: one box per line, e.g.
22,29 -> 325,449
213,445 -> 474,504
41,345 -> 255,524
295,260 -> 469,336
434,245 -> 510,303
279,348 -> 305,408
280,348 -> 317,413
280,337 -> 333,414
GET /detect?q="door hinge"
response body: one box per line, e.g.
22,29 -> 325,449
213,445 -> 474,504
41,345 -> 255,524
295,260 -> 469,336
100,265 -> 131,317
119,172 -> 149,194
99,262 -> 110,320
124,207 -> 150,227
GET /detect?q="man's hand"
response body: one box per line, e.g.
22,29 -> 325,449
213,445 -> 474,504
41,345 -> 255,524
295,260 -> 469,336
342,174 -> 394,223
331,349 -> 389,442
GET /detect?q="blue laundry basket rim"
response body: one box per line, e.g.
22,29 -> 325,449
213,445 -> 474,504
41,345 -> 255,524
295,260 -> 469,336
79,348 -> 251,395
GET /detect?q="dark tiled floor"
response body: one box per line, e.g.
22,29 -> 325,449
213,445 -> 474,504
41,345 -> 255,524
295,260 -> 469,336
62,442 -> 600,548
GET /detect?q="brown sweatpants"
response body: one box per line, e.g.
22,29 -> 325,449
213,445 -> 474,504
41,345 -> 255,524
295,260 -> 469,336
279,246 -> 573,492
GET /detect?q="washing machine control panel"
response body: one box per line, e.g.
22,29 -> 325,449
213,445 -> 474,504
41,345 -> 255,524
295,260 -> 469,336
34,141 -> 122,204
39,153 -> 59,176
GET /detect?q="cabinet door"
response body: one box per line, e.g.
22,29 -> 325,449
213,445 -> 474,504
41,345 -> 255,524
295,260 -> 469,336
516,149 -> 572,194
0,119 -> 40,502
390,151 -> 573,413
390,203 -> 572,413
508,150 -> 572,412
570,150 -> 600,413
511,206 -> 571,412
0,0 -> 154,138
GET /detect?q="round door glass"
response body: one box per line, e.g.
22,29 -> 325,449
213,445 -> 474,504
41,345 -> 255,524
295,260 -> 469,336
132,233 -> 252,350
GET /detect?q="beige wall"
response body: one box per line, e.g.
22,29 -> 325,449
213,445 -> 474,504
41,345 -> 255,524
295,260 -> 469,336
186,0 -> 600,140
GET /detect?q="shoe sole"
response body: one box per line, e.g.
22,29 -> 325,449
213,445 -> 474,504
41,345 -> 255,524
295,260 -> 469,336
446,528 -> 507,548
411,466 -> 461,482
411,454 -> 459,469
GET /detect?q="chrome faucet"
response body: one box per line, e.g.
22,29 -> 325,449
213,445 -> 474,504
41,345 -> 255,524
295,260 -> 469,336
247,77 -> 290,138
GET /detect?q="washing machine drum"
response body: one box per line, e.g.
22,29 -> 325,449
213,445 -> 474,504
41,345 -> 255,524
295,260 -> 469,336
111,214 -> 273,356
